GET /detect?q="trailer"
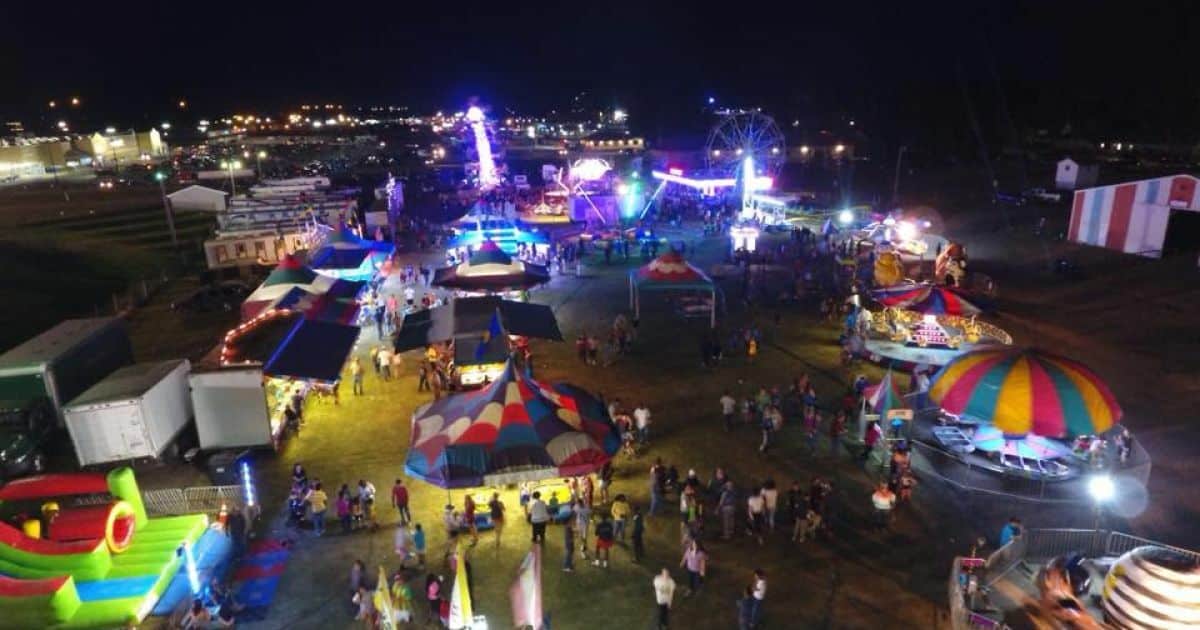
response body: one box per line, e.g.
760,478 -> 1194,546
62,359 -> 192,466
189,367 -> 275,451
0,318 -> 134,426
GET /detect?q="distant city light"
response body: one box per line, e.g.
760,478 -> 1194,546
834,144 -> 845,154
48,100 -> 56,108
178,100 -> 187,108
849,120 -> 856,126
771,147 -> 780,154
160,122 -> 171,130
613,109 -> 627,122
105,126 -> 116,134
707,97 -> 715,105
800,146 -> 810,154
70,97 -> 80,106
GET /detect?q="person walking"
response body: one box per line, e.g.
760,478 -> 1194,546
350,358 -> 364,395
718,481 -> 737,540
336,489 -> 352,534
574,499 -> 591,560
563,511 -> 576,572
751,569 -> 768,628
862,420 -> 883,462
391,479 -> 410,524
611,494 -> 631,542
464,494 -> 478,546
746,487 -> 766,546
829,410 -> 846,458
307,482 -> 328,536
737,586 -> 757,630
653,568 -> 677,629
649,465 -> 664,516
631,506 -> 646,562
634,404 -> 652,445
528,492 -> 549,543
377,346 -> 393,381
417,363 -> 430,392
761,480 -> 779,533
871,482 -> 896,530
679,539 -> 707,596
720,390 -> 737,432
488,492 -> 505,549
593,513 -> 615,568
412,524 -> 426,568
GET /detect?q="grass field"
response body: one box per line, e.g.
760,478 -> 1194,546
0,185 -> 217,352
241,230 -> 968,630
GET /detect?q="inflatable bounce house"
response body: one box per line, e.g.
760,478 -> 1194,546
0,468 -> 207,628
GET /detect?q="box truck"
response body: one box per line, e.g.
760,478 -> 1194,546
189,366 -> 274,451
0,318 -> 134,426
62,359 -> 192,466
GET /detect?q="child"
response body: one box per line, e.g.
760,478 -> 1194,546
898,469 -> 917,502
350,495 -> 364,530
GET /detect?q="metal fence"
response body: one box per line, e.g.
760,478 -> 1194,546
910,438 -> 1152,505
69,485 -> 242,517
949,528 -> 1200,630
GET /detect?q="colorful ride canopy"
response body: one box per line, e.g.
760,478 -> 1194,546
405,361 -> 620,488
929,347 -> 1121,438
433,240 -> 550,292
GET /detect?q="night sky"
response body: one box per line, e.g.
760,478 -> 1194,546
3,1 -> 1197,146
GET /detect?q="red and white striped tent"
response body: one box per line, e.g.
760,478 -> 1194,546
1068,174 -> 1200,257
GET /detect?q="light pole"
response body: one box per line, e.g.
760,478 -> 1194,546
221,156 -> 239,196
892,145 -> 907,204
255,150 -> 266,176
1088,475 -> 1115,531
155,171 -> 178,249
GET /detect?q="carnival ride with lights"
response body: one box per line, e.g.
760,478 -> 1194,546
857,282 -> 1012,367
705,111 -> 786,178
0,468 -> 209,629
920,347 -> 1126,483
466,106 -> 499,191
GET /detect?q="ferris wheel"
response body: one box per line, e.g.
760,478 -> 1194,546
704,111 -> 786,178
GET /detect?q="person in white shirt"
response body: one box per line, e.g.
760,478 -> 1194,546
377,348 -> 393,380
652,568 -> 676,629
760,480 -> 779,533
746,489 -> 766,545
719,391 -> 736,432
634,405 -> 651,444
528,492 -> 550,543
751,569 -> 768,626
871,482 -> 896,529
403,286 -> 415,306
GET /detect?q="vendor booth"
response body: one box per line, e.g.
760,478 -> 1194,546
308,224 -> 394,281
218,309 -> 361,443
629,251 -> 718,327
395,296 -> 562,387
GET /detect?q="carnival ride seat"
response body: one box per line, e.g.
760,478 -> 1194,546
932,426 -> 976,454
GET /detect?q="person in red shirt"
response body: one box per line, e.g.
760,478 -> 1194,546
391,479 -> 411,525
464,495 -> 478,545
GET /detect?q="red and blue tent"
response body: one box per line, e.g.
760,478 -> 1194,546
405,361 -> 620,488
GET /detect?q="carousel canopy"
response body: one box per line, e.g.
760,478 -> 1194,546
394,297 -> 562,353
631,251 -> 713,291
241,256 -> 365,322
261,254 -> 318,287
929,347 -> 1122,438
405,361 -> 621,488
871,282 -> 931,307
432,240 -> 550,291
310,224 -> 394,271
904,286 -> 982,316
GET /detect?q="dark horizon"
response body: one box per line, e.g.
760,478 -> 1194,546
4,1 -> 1198,149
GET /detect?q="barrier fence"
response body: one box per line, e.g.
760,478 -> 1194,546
70,484 -> 243,517
949,528 -> 1200,630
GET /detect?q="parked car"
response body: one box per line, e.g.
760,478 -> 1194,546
0,399 -> 54,479
1023,188 -> 1063,203
171,281 -> 252,313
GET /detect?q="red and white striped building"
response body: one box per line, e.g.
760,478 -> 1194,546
1068,174 -> 1200,257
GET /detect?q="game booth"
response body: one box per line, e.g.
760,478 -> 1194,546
0,468 -> 223,629
394,296 -> 563,388
218,309 -> 361,442
921,347 -> 1124,481
629,251 -> 719,328
404,360 -> 621,526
